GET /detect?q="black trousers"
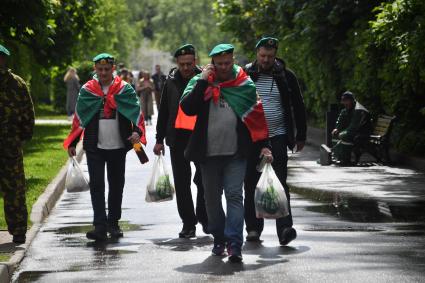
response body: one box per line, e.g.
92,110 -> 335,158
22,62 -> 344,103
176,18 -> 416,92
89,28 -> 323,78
244,134 -> 293,236
86,148 -> 127,228
169,133 -> 207,229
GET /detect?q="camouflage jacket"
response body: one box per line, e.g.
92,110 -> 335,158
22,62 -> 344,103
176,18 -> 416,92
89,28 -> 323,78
0,69 -> 35,149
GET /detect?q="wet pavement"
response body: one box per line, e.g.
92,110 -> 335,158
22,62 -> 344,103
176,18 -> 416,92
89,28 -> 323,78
12,119 -> 425,282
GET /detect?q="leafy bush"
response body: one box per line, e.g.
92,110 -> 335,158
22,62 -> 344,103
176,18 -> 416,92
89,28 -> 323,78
214,0 -> 425,156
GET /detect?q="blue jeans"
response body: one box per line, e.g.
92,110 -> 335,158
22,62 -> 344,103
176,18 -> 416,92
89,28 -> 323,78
200,155 -> 247,248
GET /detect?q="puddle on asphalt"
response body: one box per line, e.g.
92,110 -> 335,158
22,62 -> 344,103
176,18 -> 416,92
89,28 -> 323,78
42,221 -> 147,235
151,236 -> 213,251
292,187 -> 425,224
14,270 -> 54,283
302,226 -> 385,232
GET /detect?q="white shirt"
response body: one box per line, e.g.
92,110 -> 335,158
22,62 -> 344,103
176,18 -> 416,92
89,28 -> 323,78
97,83 -> 125,149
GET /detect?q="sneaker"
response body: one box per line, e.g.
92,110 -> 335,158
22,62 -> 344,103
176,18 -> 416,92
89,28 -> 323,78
246,231 -> 260,242
13,234 -> 26,244
279,227 -> 297,246
86,226 -> 108,241
227,243 -> 243,263
211,243 -> 226,256
108,225 -> 124,238
178,227 -> 196,238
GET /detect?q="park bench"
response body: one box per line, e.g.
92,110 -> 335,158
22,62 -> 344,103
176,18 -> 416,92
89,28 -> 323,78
352,115 -> 396,164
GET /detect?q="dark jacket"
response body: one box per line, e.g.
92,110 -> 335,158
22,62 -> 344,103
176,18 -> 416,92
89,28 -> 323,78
244,58 -> 307,150
156,67 -> 202,147
152,72 -> 166,92
180,79 -> 269,163
70,112 -> 141,152
335,101 -> 372,142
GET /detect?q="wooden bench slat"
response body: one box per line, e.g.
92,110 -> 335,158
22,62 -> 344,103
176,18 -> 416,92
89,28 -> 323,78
350,115 -> 395,164
373,128 -> 389,135
376,120 -> 391,127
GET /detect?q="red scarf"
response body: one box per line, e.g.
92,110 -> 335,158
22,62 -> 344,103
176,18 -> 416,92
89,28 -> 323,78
85,76 -> 123,118
205,69 -> 247,103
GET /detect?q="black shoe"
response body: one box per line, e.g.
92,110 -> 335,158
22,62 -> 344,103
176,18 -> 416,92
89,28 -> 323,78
13,234 -> 26,244
227,243 -> 243,263
179,227 -> 196,238
246,231 -> 260,242
86,226 -> 108,241
211,243 -> 226,256
108,225 -> 124,238
279,227 -> 297,246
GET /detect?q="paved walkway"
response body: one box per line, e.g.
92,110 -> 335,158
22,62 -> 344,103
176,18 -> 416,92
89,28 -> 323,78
8,114 -> 425,282
35,119 -> 71,125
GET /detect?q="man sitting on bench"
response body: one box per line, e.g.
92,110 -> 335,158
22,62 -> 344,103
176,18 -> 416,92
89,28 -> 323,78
332,91 -> 372,165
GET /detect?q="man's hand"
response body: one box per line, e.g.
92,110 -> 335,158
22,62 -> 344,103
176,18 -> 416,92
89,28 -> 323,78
260,147 -> 273,163
153,143 -> 165,156
332,129 -> 339,137
68,147 -> 76,157
128,132 -> 140,144
296,141 -> 305,152
201,64 -> 215,80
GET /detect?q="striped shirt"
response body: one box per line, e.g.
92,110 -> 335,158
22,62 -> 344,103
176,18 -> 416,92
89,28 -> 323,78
256,74 -> 287,137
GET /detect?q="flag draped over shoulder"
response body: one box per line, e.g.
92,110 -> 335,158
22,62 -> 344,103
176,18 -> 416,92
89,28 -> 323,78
63,74 -> 146,149
182,65 -> 269,142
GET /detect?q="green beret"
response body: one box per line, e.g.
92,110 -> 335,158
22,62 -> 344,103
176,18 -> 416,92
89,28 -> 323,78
255,37 -> 279,49
0,44 -> 10,56
93,53 -> 114,64
209,43 -> 234,57
174,44 -> 195,58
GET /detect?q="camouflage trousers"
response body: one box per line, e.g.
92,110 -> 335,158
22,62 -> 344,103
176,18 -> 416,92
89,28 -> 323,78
0,148 -> 28,235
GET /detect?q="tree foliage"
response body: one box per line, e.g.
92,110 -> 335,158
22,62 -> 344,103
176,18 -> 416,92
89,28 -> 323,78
0,0 -> 142,108
214,0 -> 425,155
150,0 -> 233,60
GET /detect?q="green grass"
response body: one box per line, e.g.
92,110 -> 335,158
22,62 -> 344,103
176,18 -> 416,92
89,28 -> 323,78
35,104 -> 68,120
0,253 -> 11,262
0,124 -> 70,230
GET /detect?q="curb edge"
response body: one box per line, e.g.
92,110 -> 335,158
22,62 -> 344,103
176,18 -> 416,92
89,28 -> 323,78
1,146 -> 84,282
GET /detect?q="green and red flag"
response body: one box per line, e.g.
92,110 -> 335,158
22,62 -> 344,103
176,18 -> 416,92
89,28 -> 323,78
63,74 -> 146,149
181,64 -> 269,142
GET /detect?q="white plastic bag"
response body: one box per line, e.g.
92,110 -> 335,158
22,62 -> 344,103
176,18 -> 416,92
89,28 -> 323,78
145,155 -> 175,202
255,163 -> 289,219
65,157 -> 90,193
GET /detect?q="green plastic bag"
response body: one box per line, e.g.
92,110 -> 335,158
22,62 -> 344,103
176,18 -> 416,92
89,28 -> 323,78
255,163 -> 289,219
146,155 -> 175,202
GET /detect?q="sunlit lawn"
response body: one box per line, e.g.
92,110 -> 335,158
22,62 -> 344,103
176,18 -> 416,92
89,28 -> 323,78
35,104 -> 67,120
0,124 -> 70,230
0,253 -> 11,262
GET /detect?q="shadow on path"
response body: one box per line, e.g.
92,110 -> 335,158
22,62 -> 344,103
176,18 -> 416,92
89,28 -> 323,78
175,241 -> 310,276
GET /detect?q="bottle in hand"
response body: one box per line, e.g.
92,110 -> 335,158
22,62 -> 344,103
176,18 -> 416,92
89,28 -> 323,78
133,143 -> 149,164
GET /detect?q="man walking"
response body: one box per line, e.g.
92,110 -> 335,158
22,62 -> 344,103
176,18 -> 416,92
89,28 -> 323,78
64,53 -> 146,241
152,64 -> 166,111
244,37 -> 307,245
181,44 -> 272,262
0,44 -> 35,244
154,44 -> 207,238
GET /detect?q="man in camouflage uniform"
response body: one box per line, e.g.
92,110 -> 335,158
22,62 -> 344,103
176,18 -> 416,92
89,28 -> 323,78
0,44 -> 35,244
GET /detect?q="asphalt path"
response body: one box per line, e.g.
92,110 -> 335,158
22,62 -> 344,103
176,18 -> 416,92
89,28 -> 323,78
12,116 -> 425,282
